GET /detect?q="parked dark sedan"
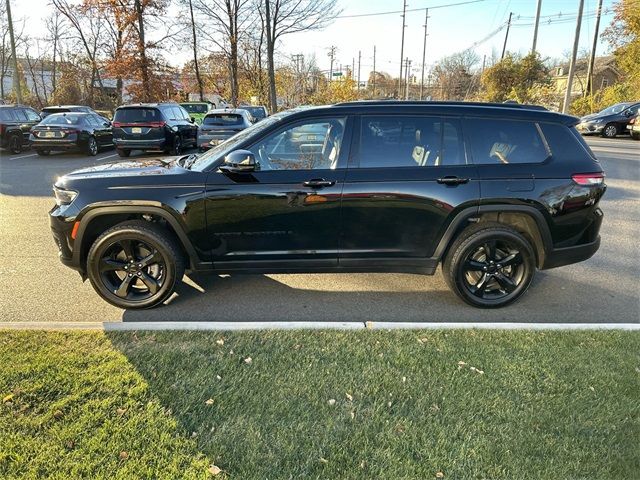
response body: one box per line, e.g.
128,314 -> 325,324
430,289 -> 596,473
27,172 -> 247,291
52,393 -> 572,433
576,101 -> 640,137
40,105 -> 98,118
0,104 -> 41,153
197,109 -> 253,150
30,112 -> 113,156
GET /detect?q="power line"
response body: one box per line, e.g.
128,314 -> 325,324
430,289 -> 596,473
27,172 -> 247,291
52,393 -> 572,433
336,0 -> 486,19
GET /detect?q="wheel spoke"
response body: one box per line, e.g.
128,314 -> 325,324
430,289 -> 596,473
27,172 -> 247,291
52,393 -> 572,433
100,258 -> 127,272
140,272 -> 160,294
495,272 -> 517,293
483,240 -> 496,261
139,250 -> 162,268
115,275 -> 135,298
464,260 -> 486,272
119,239 -> 136,262
500,252 -> 522,267
471,273 -> 490,297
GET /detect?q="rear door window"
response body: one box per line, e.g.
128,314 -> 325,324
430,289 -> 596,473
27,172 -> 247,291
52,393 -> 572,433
464,118 -> 548,164
114,108 -> 161,123
0,109 -> 17,121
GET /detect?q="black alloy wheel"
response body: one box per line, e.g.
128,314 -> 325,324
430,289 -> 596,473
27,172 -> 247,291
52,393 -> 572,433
87,221 -> 184,309
602,124 -> 618,138
443,223 -> 535,308
172,136 -> 182,155
9,134 -> 22,154
87,136 -> 99,156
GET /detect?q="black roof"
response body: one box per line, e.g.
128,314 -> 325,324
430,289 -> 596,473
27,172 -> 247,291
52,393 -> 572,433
42,105 -> 88,109
117,102 -> 179,109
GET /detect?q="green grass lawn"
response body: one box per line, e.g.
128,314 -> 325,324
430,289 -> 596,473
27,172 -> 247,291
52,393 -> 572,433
1,330 -> 638,479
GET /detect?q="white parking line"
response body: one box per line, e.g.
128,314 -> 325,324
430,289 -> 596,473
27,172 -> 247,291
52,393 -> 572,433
6,153 -> 38,160
96,153 -> 118,162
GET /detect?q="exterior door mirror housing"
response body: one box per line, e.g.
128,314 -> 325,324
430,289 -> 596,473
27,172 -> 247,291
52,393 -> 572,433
191,117 -> 196,123
220,150 -> 257,173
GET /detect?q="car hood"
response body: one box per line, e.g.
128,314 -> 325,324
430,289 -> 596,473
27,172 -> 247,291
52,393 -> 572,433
61,158 -> 180,180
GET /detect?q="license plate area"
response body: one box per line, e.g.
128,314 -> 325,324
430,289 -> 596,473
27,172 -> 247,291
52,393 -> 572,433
131,127 -> 142,134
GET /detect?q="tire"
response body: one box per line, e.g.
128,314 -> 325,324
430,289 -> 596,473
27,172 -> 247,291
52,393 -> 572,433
442,222 -> 536,308
36,149 -> 50,156
116,148 -> 131,158
87,220 -> 185,309
8,134 -> 22,154
170,136 -> 182,156
87,136 -> 99,156
602,123 -> 618,138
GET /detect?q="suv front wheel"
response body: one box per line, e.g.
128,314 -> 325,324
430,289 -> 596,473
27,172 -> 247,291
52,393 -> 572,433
443,223 -> 536,308
87,220 -> 185,309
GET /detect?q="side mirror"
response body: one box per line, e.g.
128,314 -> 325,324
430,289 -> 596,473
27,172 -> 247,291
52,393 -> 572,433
624,110 -> 633,117
103,122 -> 111,127
191,117 -> 196,123
220,150 -> 257,173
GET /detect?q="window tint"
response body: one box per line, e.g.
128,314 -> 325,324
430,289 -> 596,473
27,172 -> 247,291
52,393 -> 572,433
203,114 -> 244,126
13,109 -> 28,122
539,123 -> 597,161
181,103 -> 209,114
464,118 -> 548,164
248,117 -> 346,170
114,108 -> 161,123
0,109 -> 16,121
178,106 -> 191,120
23,108 -> 40,121
40,114 -> 83,125
359,116 -> 465,168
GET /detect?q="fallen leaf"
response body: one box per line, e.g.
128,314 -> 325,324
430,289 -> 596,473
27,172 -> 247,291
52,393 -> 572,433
116,408 -> 127,416
244,357 -> 252,364
208,464 -> 222,475
319,457 -> 329,464
191,431 -> 198,438
360,460 -> 366,469
119,451 -> 129,460
215,339 -> 224,346
387,401 -> 392,407
205,398 -> 215,405
430,403 -> 440,412
457,361 -> 467,366
435,471 -> 444,478
2,394 -> 13,403
216,375 -> 222,380
53,410 -> 64,419
589,386 -> 595,392
328,399 -> 336,406
365,321 -> 374,329
345,393 -> 353,401
402,376 -> 407,383
350,411 -> 355,419
229,349 -> 234,355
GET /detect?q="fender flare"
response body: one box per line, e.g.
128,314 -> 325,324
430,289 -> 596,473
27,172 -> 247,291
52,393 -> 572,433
72,205 -> 200,269
433,204 -> 553,266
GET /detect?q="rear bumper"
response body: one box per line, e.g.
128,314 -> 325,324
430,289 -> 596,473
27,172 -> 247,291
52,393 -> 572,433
31,139 -> 80,150
114,138 -> 167,150
542,236 -> 601,269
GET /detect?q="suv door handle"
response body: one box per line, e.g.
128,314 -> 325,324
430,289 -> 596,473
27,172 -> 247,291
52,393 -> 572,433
437,176 -> 469,185
303,178 -> 336,188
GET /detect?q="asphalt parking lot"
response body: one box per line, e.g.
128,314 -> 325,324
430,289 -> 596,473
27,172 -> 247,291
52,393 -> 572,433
0,137 -> 638,324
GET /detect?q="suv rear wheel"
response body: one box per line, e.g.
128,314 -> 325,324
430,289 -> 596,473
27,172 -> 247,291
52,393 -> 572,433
87,220 -> 185,309
443,223 -> 536,308
116,148 -> 131,158
8,134 -> 22,154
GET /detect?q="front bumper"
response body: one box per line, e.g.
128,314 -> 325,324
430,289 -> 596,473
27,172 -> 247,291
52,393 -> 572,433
576,122 -> 604,134
49,204 -> 82,273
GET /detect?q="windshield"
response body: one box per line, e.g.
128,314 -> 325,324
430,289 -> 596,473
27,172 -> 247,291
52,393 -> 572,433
40,114 -> 84,125
189,114 -> 285,171
181,103 -> 209,114
598,103 -> 632,116
203,114 -> 244,126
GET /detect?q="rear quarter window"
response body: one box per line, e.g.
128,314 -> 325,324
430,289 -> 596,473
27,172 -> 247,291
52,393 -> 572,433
464,118 -> 548,164
0,109 -> 16,121
114,108 -> 161,123
539,122 -> 598,162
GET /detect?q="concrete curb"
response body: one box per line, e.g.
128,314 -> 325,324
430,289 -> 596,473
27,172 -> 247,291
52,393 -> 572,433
0,321 -> 638,331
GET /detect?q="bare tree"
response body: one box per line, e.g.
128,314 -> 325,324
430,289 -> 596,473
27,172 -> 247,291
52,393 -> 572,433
431,50 -> 479,100
44,10 -> 66,95
187,0 -> 204,100
259,0 -> 340,112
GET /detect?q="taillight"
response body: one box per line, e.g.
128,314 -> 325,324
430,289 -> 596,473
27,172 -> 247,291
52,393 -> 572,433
112,121 -> 122,128
630,118 -> 636,125
63,129 -> 80,135
149,121 -> 166,128
0,124 -> 5,134
572,172 -> 605,186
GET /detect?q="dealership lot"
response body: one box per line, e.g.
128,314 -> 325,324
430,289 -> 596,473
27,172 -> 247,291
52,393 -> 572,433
0,137 -> 638,324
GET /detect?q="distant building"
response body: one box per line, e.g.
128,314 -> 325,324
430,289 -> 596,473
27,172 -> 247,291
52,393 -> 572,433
552,55 -> 622,96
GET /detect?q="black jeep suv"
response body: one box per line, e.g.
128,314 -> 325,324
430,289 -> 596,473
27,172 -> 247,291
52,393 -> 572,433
112,103 -> 198,157
50,101 -> 606,309
0,104 -> 41,153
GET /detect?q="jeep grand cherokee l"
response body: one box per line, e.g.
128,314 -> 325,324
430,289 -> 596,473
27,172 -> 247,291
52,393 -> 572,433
50,101 -> 605,310
0,104 -> 41,153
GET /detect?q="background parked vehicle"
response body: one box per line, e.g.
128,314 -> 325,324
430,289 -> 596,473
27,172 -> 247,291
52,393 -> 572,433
576,101 -> 640,138
197,109 -> 253,151
30,112 -> 113,156
239,105 -> 269,122
0,104 -> 41,153
628,115 -> 640,140
180,102 -> 213,124
111,103 -> 198,157
40,105 -> 98,119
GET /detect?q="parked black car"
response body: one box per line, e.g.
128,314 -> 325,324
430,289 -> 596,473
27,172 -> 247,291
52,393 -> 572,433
197,109 -> 253,151
30,112 -> 113,156
0,104 -> 41,153
50,101 -> 605,310
576,101 -> 640,137
111,103 -> 198,157
239,105 -> 269,122
40,105 -> 97,118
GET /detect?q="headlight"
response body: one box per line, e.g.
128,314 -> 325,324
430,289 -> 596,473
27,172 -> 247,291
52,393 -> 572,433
53,185 -> 78,206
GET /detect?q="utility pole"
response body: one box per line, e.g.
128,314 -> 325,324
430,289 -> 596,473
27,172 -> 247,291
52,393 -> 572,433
563,0 -> 585,113
6,0 -> 21,103
357,50 -> 361,91
328,46 -> 337,82
481,54 -> 487,75
398,0 -> 407,98
501,12 -> 512,60
586,0 -> 604,97
531,0 -> 542,54
405,58 -> 412,100
420,8 -> 429,100
292,54 -> 304,104
372,45 -> 376,97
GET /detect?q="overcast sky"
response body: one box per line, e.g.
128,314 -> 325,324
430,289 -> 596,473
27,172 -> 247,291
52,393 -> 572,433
10,0 -> 618,80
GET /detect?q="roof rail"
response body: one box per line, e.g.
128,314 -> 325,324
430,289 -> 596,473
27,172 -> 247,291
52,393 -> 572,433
332,100 -> 548,111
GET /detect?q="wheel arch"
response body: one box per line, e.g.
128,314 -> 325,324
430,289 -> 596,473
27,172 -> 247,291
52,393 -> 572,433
73,205 -> 200,272
434,205 -> 553,269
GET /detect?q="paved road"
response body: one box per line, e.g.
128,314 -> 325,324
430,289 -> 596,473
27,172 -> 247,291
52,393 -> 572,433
1,137 -> 638,324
